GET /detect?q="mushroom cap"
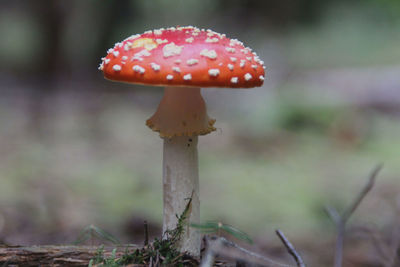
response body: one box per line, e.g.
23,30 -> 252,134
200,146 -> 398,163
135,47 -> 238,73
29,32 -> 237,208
99,26 -> 265,88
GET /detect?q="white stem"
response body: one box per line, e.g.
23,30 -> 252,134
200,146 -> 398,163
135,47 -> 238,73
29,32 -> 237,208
163,135 -> 200,256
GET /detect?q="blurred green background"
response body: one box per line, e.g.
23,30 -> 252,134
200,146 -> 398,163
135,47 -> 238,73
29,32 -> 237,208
0,0 -> 400,265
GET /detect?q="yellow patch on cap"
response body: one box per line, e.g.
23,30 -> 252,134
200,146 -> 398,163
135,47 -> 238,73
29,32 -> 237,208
131,38 -> 158,51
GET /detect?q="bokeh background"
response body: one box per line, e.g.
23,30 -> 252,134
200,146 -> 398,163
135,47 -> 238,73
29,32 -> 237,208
1,0 -> 400,265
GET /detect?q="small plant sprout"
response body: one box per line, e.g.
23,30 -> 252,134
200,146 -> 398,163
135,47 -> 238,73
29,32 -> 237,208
99,26 -> 265,256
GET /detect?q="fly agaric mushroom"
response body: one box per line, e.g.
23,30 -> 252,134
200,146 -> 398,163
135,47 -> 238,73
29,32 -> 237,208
99,26 -> 265,256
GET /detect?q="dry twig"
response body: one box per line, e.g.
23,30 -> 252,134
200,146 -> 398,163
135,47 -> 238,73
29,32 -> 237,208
276,229 -> 306,267
325,164 -> 383,267
200,236 -> 294,267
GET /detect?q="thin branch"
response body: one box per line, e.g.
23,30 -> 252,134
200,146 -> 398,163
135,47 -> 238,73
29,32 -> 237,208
220,237 -> 293,266
275,229 -> 306,267
324,205 -> 341,225
326,164 -> 383,267
333,222 -> 345,267
341,164 -> 383,222
200,236 -> 294,267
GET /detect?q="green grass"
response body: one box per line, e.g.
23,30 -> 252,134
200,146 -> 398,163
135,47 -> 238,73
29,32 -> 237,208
88,199 -> 198,267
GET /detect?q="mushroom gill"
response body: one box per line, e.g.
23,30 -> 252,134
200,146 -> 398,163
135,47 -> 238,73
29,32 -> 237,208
146,86 -> 216,138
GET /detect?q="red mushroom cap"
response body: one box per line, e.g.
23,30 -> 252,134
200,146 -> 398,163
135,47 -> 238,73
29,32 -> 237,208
99,26 -> 265,88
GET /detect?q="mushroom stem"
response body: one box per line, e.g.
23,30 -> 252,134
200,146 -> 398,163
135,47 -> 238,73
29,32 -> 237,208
147,87 -> 214,256
163,135 -> 200,256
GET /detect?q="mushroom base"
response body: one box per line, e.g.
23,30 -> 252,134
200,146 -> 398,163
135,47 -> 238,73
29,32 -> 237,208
146,87 -> 216,138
